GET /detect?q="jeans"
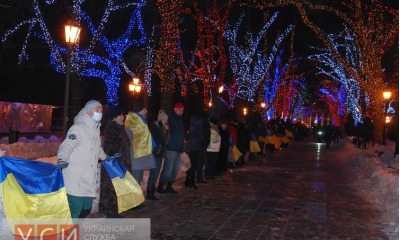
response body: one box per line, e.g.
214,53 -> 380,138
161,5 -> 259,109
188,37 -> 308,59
147,156 -> 163,189
159,150 -> 182,183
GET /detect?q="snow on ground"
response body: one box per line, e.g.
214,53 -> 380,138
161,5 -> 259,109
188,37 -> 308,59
339,138 -> 399,238
0,137 -> 397,235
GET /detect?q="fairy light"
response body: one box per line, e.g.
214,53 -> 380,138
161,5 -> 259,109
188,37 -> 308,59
309,29 -> 368,124
185,0 -> 231,107
3,0 -> 147,106
319,87 -> 341,126
143,29 -> 155,96
262,49 -> 305,121
154,0 -> 185,93
244,0 -> 398,142
225,12 -> 294,102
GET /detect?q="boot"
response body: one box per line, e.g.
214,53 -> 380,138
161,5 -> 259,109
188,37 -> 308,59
185,171 -> 193,188
146,187 -> 159,200
165,182 -> 178,194
156,183 -> 166,194
185,170 -> 197,189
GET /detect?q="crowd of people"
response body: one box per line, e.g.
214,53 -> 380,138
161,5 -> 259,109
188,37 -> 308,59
56,99 -> 311,218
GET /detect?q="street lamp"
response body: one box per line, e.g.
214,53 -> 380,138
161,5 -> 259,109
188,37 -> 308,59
383,90 -> 392,101
261,102 -> 266,108
243,107 -> 247,116
218,85 -> 224,94
62,22 -> 81,139
382,89 -> 392,145
129,77 -> 142,107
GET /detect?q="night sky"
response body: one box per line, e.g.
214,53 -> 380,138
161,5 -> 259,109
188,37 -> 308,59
0,0 -> 397,109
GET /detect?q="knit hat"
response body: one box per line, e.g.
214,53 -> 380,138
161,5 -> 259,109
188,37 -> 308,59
84,100 -> 102,111
174,103 -> 184,109
107,107 -> 123,120
157,109 -> 168,122
132,101 -> 146,113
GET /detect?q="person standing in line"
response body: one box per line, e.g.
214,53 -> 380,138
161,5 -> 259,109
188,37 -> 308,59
236,121 -> 250,167
100,107 -> 131,218
147,110 -> 168,200
157,103 -> 185,194
227,119 -> 238,168
185,112 -> 206,188
205,117 -> 221,180
124,102 -> 156,189
57,100 -> 107,218
216,119 -> 229,176
198,112 -> 211,183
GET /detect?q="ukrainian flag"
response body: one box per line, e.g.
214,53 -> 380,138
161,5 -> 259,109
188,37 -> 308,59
102,156 -> 144,213
0,156 -> 72,235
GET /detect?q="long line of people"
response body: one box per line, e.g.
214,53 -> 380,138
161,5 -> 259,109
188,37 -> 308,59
58,99 -> 302,219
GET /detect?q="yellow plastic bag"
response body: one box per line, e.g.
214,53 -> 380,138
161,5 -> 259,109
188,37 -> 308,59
231,145 -> 242,162
249,141 -> 261,153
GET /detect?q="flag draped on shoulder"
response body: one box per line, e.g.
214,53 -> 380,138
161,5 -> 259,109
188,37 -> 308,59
0,156 -> 72,234
102,156 -> 144,213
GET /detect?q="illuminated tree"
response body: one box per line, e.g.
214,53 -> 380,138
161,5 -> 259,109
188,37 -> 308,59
318,80 -> 347,127
266,55 -> 306,121
185,0 -> 232,108
243,0 -> 398,143
309,28 -> 365,124
225,12 -> 294,108
261,30 -> 307,121
153,0 -> 184,110
2,0 -> 147,106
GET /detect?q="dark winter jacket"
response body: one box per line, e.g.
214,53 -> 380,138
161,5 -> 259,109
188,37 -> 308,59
103,121 -> 131,166
100,120 -> 131,215
166,112 -> 185,152
237,123 -> 250,153
187,114 -> 204,152
148,121 -> 166,158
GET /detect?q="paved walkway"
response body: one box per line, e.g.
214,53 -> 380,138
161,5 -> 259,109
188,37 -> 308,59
124,139 -> 391,240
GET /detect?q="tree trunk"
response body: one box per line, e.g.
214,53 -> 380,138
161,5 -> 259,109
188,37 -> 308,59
160,92 -> 173,114
372,100 -> 384,145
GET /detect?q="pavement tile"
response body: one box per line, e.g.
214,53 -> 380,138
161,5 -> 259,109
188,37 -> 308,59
113,139 -> 393,239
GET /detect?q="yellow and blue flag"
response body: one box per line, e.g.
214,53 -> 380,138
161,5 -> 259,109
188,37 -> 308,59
102,156 -> 144,213
0,156 -> 72,235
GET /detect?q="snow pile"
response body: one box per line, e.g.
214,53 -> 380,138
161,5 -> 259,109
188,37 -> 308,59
343,139 -> 398,238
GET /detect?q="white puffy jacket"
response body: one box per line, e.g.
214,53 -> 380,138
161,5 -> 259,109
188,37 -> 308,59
57,108 -> 107,197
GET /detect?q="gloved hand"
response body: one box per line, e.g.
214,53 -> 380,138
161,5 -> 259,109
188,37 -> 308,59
57,159 -> 69,169
113,152 -> 124,158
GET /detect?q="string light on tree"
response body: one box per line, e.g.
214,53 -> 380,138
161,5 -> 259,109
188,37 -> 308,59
225,12 -> 294,104
242,0 -> 398,144
3,0 -> 147,106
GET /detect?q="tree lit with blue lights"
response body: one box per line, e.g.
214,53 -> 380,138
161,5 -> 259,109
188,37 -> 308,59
2,0 -> 147,106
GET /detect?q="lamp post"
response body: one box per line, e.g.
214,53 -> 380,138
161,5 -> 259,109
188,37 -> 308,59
382,89 -> 392,145
62,22 -> 81,139
129,77 -> 142,107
